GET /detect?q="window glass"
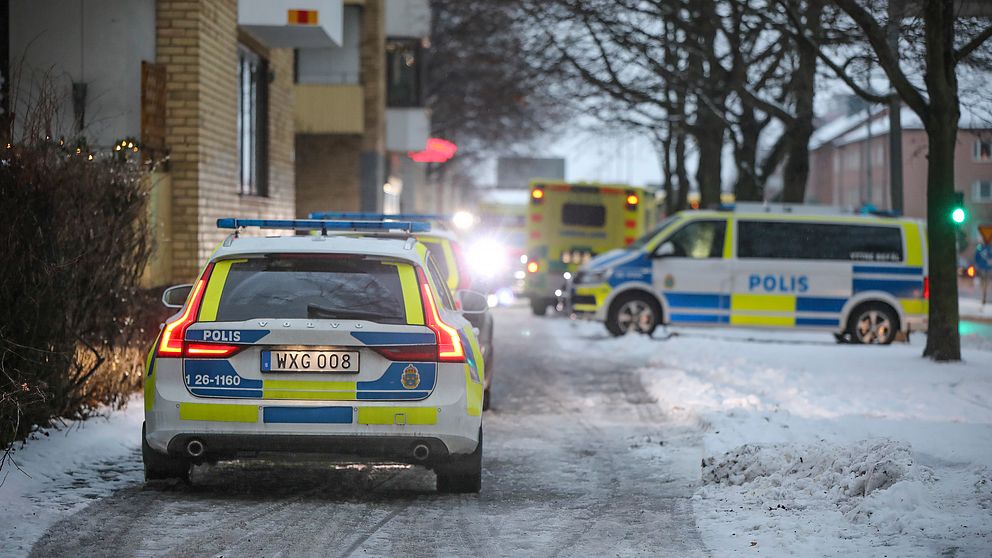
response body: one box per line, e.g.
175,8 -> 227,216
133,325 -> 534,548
975,139 -> 992,162
974,180 -> 992,202
660,220 -> 726,259
738,221 -> 903,262
238,45 -> 268,196
386,39 -> 422,107
213,257 -> 408,324
628,215 -> 679,250
561,203 -> 606,227
426,256 -> 455,311
421,240 -> 451,285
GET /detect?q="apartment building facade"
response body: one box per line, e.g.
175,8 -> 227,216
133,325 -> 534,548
808,107 -> 992,245
293,0 -> 433,218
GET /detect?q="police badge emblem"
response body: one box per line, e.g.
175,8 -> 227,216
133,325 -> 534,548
401,364 -> 420,389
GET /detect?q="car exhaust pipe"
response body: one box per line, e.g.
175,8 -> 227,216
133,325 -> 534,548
186,439 -> 205,458
412,443 -> 430,461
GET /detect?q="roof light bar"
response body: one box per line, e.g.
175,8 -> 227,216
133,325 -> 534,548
216,218 -> 431,233
308,212 -> 450,222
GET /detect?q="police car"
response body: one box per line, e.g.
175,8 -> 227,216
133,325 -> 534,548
310,212 -> 496,410
142,218 -> 487,493
569,204 -> 928,344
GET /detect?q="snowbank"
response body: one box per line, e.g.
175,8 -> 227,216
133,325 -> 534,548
555,318 -> 992,556
0,400 -> 143,556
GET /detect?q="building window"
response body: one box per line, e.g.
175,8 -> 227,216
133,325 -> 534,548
974,181 -> 992,202
976,139 -> 992,162
386,39 -> 423,107
238,44 -> 269,196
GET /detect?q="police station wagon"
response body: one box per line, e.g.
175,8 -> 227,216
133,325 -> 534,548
142,219 -> 487,493
568,205 -> 928,344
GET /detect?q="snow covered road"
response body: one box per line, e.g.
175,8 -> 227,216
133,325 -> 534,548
6,305 -> 992,556
21,306 -> 707,557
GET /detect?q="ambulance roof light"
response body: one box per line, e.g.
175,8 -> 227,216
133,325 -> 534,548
216,218 -> 431,233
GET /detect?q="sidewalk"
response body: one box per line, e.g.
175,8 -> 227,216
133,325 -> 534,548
959,276 -> 992,322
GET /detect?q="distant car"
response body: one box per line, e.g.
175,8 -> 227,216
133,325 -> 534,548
568,204 -> 929,345
310,212 -> 496,410
142,218 -> 487,493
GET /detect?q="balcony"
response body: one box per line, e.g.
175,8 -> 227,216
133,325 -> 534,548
294,84 -> 364,134
239,0 -> 343,48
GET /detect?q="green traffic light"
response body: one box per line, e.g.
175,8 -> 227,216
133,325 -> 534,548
952,207 -> 966,224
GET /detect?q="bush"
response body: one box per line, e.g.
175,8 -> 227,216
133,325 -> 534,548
0,141 -> 154,452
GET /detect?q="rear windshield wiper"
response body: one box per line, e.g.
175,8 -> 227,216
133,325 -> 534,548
306,303 -> 402,322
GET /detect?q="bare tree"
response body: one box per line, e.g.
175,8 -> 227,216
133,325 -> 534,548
793,0 -> 992,361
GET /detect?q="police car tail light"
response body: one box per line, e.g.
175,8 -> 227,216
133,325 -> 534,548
923,276 -> 930,299
417,268 -> 466,363
371,345 -> 437,362
157,264 -> 213,358
185,343 -> 244,358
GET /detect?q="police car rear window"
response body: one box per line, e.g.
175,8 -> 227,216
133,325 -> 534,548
562,203 -> 606,227
210,256 -> 411,324
738,221 -> 903,262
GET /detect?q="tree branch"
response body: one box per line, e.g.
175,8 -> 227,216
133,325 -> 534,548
955,24 -> 992,63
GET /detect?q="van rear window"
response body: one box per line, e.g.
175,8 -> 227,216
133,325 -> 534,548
210,256 -> 411,324
738,221 -> 903,262
562,203 -> 606,227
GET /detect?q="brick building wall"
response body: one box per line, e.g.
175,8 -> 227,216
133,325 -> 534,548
296,135 -> 363,216
156,0 -> 295,283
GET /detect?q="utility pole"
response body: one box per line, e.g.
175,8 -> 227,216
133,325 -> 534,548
887,0 -> 904,214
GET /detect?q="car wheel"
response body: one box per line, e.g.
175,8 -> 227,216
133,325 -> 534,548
847,303 -> 899,345
530,298 -> 548,316
142,423 -> 190,482
606,293 -> 660,337
436,428 -> 482,494
482,346 -> 493,411
482,388 -> 492,411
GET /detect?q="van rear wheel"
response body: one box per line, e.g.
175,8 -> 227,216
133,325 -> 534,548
847,303 -> 899,345
606,293 -> 660,337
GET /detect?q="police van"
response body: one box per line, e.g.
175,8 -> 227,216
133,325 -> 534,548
143,218 -> 487,492
568,205 -> 928,344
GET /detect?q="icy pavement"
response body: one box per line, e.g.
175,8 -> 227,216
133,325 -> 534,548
6,309 -> 992,556
555,319 -> 992,556
21,307 -> 707,557
0,401 -> 144,555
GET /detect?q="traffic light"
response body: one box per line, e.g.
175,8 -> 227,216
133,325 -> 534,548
951,192 -> 966,224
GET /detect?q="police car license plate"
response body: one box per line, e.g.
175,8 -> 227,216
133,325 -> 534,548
261,350 -> 360,373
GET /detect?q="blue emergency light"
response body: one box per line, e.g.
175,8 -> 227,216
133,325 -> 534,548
308,212 -> 451,222
216,218 -> 431,233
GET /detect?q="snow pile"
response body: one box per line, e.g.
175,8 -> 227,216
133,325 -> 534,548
701,440 -> 933,527
0,401 -> 143,556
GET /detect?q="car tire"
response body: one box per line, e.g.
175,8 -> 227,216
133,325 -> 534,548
846,302 -> 899,345
142,422 -> 190,482
606,292 -> 661,337
436,428 -> 482,494
530,298 -> 548,316
482,388 -> 492,411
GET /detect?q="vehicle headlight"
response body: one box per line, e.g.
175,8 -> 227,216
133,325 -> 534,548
466,238 -> 507,278
576,268 -> 611,284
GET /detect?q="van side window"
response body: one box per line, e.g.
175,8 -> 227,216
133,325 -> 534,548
738,221 -> 903,262
660,220 -> 726,259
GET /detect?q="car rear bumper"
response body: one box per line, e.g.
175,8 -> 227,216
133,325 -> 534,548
145,360 -> 482,461
165,433 -> 453,466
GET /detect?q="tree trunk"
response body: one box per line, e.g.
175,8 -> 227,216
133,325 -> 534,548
781,0 -> 822,203
922,120 -> 961,361
733,107 -> 761,202
694,110 -> 725,208
674,125 -> 690,211
659,133 -> 675,216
